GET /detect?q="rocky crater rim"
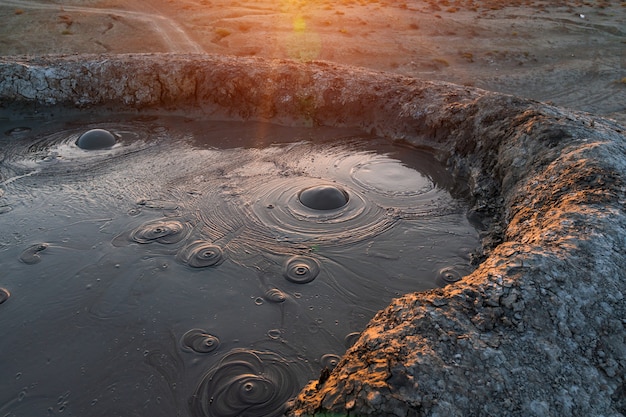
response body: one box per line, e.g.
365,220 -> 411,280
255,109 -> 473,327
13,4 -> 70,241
1,54 -> 624,416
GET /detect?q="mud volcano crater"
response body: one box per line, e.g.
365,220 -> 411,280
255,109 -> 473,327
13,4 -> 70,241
1,54 -> 625,416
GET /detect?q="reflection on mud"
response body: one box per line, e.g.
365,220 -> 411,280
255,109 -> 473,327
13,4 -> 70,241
0,113 -> 478,416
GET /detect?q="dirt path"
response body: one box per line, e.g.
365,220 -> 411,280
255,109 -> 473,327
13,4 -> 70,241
1,0 -> 204,53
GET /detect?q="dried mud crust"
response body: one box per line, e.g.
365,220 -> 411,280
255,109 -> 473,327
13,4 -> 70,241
1,54 -> 625,416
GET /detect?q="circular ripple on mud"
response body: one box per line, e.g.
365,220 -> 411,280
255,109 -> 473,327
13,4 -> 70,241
130,219 -> 190,245
181,329 -> 221,354
283,256 -> 320,284
0,122 -> 149,184
0,288 -> 10,304
435,265 -> 466,286
19,243 -> 49,264
352,159 -> 434,194
190,349 -> 302,417
350,157 -> 452,214
250,177 -> 394,246
320,354 -> 341,370
76,129 -> 117,150
177,241 -> 224,267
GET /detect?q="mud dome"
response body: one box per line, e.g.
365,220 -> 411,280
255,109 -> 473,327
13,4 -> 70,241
1,54 -> 625,416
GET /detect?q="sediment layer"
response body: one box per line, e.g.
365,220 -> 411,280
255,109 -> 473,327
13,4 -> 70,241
1,54 -> 624,416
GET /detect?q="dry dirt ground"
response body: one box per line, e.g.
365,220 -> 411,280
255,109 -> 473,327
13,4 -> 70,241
0,0 -> 625,124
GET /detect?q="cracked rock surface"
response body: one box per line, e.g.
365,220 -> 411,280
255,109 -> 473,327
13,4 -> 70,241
1,54 -> 624,416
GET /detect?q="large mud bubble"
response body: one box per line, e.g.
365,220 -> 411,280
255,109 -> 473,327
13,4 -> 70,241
0,54 -> 625,416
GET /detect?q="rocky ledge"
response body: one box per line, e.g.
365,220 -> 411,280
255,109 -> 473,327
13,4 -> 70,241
1,54 -> 624,416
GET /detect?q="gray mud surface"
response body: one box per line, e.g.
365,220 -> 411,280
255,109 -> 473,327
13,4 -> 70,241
1,54 -> 625,416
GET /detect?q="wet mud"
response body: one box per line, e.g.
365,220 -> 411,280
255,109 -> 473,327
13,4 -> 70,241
0,112 -> 476,416
0,54 -> 625,416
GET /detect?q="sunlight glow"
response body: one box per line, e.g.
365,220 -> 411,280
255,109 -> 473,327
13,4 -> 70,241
293,16 -> 307,33
285,15 -> 322,62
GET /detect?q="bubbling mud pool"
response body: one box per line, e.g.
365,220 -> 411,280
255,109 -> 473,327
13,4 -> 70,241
0,113 -> 479,416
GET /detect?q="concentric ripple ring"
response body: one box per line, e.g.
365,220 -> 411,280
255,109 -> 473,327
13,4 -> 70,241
130,219 -> 189,244
248,176 -> 395,247
181,329 -> 221,354
320,353 -> 342,370
177,241 -> 224,267
435,266 -> 464,286
190,349 -> 301,417
283,256 -> 320,284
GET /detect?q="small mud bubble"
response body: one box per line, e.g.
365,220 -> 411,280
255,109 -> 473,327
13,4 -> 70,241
298,185 -> 349,210
181,329 -> 221,354
436,266 -> 464,286
320,353 -> 341,370
191,349 -> 301,417
283,256 -> 320,284
177,241 -> 224,267
76,129 -> 116,150
130,219 -> 189,244
4,126 -> 32,136
19,243 -> 49,264
264,288 -> 287,303
0,287 -> 10,304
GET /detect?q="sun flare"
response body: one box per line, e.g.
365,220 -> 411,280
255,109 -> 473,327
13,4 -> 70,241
293,15 -> 307,32
285,16 -> 322,61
